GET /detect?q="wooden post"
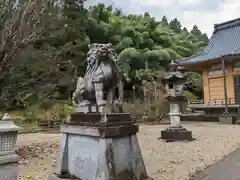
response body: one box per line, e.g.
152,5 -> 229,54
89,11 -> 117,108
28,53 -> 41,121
118,80 -> 124,104
222,58 -> 229,115
132,85 -> 136,103
145,60 -> 149,69
153,81 -> 159,117
143,81 -> 147,110
148,91 -> 151,116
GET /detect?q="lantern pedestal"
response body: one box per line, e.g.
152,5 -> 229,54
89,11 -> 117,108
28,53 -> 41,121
0,113 -> 22,178
160,97 -> 194,142
0,120 -> 22,164
160,125 -> 194,142
0,163 -> 18,178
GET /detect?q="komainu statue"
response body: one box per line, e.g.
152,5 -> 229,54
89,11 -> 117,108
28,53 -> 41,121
72,43 -> 123,114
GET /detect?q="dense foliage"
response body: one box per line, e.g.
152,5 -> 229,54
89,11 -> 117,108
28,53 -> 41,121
0,0 -> 208,109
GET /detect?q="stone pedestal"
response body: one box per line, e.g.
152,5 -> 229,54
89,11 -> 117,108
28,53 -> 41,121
50,113 -> 150,180
160,97 -> 194,142
160,125 -> 194,142
0,163 -> 18,180
169,103 -> 181,126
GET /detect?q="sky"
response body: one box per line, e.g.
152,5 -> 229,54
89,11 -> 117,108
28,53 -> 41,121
86,0 -> 240,38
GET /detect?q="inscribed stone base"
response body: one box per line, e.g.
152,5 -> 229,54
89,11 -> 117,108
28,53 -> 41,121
0,163 -> 18,180
49,124 -> 149,180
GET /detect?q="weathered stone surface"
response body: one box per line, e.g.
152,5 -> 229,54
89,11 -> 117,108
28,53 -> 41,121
0,122 -> 21,132
0,154 -> 20,164
67,113 -> 133,126
51,123 -> 149,180
0,163 -> 18,180
60,124 -> 139,138
72,43 -> 121,114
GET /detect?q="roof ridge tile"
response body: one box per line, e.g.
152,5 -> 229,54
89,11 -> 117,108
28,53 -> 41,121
214,18 -> 240,31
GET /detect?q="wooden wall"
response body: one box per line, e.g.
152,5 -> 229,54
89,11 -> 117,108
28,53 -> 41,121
202,61 -> 239,104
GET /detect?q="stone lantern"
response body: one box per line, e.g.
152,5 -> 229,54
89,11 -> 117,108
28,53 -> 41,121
0,113 -> 22,164
160,60 -> 194,141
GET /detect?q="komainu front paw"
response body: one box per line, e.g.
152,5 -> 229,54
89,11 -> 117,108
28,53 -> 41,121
97,100 -> 106,106
79,100 -> 91,107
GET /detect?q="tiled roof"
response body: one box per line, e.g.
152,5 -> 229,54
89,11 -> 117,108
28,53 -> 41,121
179,18 -> 240,65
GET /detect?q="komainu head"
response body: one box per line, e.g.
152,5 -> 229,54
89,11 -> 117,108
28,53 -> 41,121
87,43 -> 117,63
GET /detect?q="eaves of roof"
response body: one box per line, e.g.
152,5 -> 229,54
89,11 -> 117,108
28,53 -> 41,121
178,17 -> 240,65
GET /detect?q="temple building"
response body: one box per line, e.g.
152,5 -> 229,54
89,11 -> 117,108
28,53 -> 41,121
179,18 -> 240,122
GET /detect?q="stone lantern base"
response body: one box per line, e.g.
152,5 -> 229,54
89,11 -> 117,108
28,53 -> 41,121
0,120 -> 21,163
160,125 -> 194,142
0,113 -> 22,178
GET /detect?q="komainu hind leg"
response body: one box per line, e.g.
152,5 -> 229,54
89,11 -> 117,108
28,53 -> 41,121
94,82 -> 106,113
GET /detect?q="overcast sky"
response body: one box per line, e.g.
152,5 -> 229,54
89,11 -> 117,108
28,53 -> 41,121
86,0 -> 240,38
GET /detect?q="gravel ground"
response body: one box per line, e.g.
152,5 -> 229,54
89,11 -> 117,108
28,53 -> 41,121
16,122 -> 240,180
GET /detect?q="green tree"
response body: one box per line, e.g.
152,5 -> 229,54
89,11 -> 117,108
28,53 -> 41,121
0,1 -> 208,109
0,0 -> 51,107
144,12 -> 150,17
161,15 -> 168,25
191,25 -> 209,45
191,25 -> 202,37
183,27 -> 189,34
169,18 -> 182,32
202,33 -> 209,44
